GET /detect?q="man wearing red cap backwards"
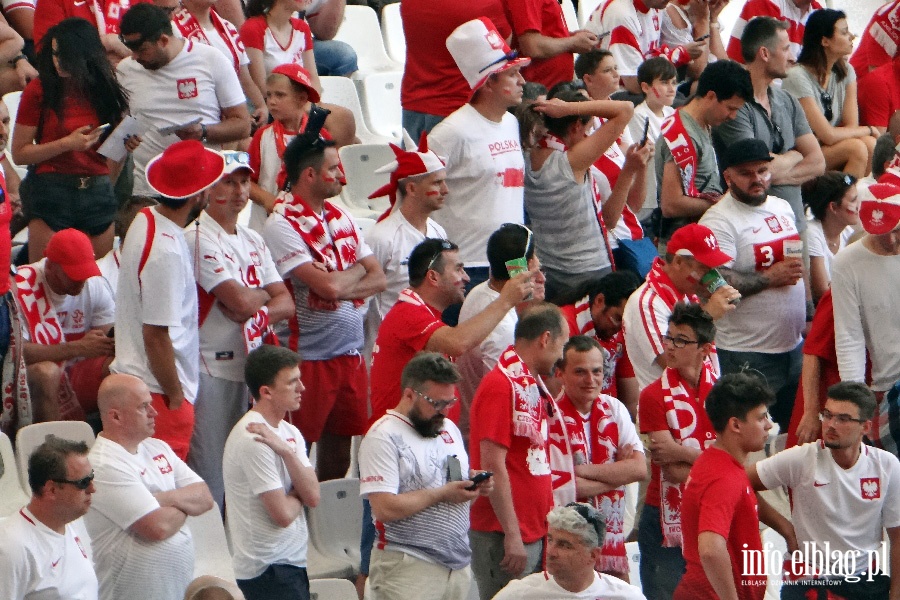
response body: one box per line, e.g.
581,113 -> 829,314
427,18 -> 531,323
622,223 -> 740,391
262,120 -> 386,482
111,139 -> 225,460
833,182 -> 900,455
16,228 -> 115,424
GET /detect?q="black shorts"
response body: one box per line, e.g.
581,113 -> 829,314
20,171 -> 118,236
237,564 -> 310,600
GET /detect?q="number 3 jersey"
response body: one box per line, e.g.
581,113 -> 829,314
187,210 -> 283,381
699,193 -> 805,353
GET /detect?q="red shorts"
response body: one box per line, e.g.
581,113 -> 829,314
150,392 -> 195,461
289,354 -> 368,442
67,357 -> 110,414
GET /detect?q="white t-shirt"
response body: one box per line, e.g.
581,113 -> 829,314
116,41 -> 245,196
85,435 -> 203,600
0,509 -> 98,600
364,211 -> 446,348
427,104 -> 525,267
359,410 -> 472,570
263,207 -> 373,359
186,211 -> 282,382
20,259 -> 115,344
805,218 -> 853,278
111,208 -> 200,402
223,411 -> 313,580
832,240 -> 900,391
457,281 -> 517,422
239,16 -> 314,75
757,441 -> 900,575
171,9 -> 251,70
588,0 -> 663,77
699,193 -> 805,353
493,570 -> 647,599
96,249 -> 120,302
628,102 -> 674,217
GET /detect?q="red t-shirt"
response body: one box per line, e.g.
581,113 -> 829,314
368,296 -> 447,425
858,58 -> 900,128
469,366 -> 553,543
16,79 -> 109,176
401,0 -> 511,117
504,0 -> 574,90
638,376 -> 715,508
674,447 -> 766,600
33,0 -> 98,48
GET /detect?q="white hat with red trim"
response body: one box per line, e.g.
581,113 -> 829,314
368,130 -> 446,214
859,182 -> 900,235
446,17 -> 531,90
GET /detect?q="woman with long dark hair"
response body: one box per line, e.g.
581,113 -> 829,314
11,17 -> 130,263
783,9 -> 876,178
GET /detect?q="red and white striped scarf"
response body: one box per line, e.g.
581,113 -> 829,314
660,110 -> 704,198
173,8 -> 245,72
660,363 -> 717,547
557,392 -> 629,574
497,345 -> 547,446
272,192 -> 363,310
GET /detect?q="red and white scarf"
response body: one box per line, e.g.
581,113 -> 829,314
646,257 -> 690,309
855,1 -> 900,72
272,192 -> 363,310
557,393 -> 629,574
0,291 -> 32,435
538,134 -> 616,270
13,265 -> 83,421
497,345 -> 547,446
660,110 -> 705,198
659,363 -> 717,547
173,8 -> 245,72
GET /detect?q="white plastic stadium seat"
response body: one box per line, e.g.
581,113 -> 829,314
381,3 -> 406,65
0,432 -> 28,516
187,504 -> 237,583
333,5 -> 403,77
359,71 -> 403,142
626,541 -> 641,587
15,421 -> 96,495
319,76 -> 393,146
561,0 -> 579,32
2,90 -> 26,179
309,578 -> 358,600
338,143 -> 397,219
577,0 -> 603,29
306,477 -> 363,574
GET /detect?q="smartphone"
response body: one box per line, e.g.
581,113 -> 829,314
466,471 -> 493,491
446,455 -> 463,482
94,123 -> 111,133
694,33 -> 710,42
640,117 -> 650,147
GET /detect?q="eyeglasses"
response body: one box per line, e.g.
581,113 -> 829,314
565,502 -> 605,543
223,151 -> 250,166
820,91 -> 833,122
52,470 -> 95,490
425,238 -> 455,272
819,410 -> 866,425
413,389 -> 458,412
663,334 -> 700,349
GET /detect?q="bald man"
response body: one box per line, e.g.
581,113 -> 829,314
84,374 -> 215,600
185,576 -> 246,600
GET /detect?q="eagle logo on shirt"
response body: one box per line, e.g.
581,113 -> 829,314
766,216 -> 783,233
861,477 -> 881,500
177,78 -> 198,100
153,453 -> 173,475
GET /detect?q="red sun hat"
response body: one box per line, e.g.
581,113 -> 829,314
667,224 -> 733,268
146,140 -> 226,200
859,182 -> 900,235
45,228 -> 101,282
271,63 -> 321,104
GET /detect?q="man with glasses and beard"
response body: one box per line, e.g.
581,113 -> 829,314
359,353 -> 493,600
700,138 -> 806,432
748,382 -> 900,600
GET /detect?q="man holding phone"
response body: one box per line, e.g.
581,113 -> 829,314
360,353 -> 493,600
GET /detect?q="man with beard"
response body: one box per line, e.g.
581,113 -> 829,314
111,140 -> 224,459
748,382 -> 900,600
699,138 -> 805,431
359,353 -> 493,600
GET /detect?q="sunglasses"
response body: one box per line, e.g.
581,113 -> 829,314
820,91 -> 833,122
425,238 -> 456,272
223,151 -> 250,166
52,470 -> 95,490
565,502 -> 605,542
499,223 -> 534,258
119,32 -> 161,52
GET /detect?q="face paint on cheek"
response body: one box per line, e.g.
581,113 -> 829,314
425,190 -> 440,197
652,88 -> 660,98
686,270 -> 703,285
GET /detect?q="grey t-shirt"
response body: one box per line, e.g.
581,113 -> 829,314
524,150 -> 611,275
782,64 -> 856,127
713,86 -> 813,232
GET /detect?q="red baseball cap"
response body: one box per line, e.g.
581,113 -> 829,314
146,140 -> 225,200
45,229 -> 101,282
271,63 -> 321,104
666,224 -> 732,268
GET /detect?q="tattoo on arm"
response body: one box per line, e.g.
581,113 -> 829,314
718,267 -> 769,298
